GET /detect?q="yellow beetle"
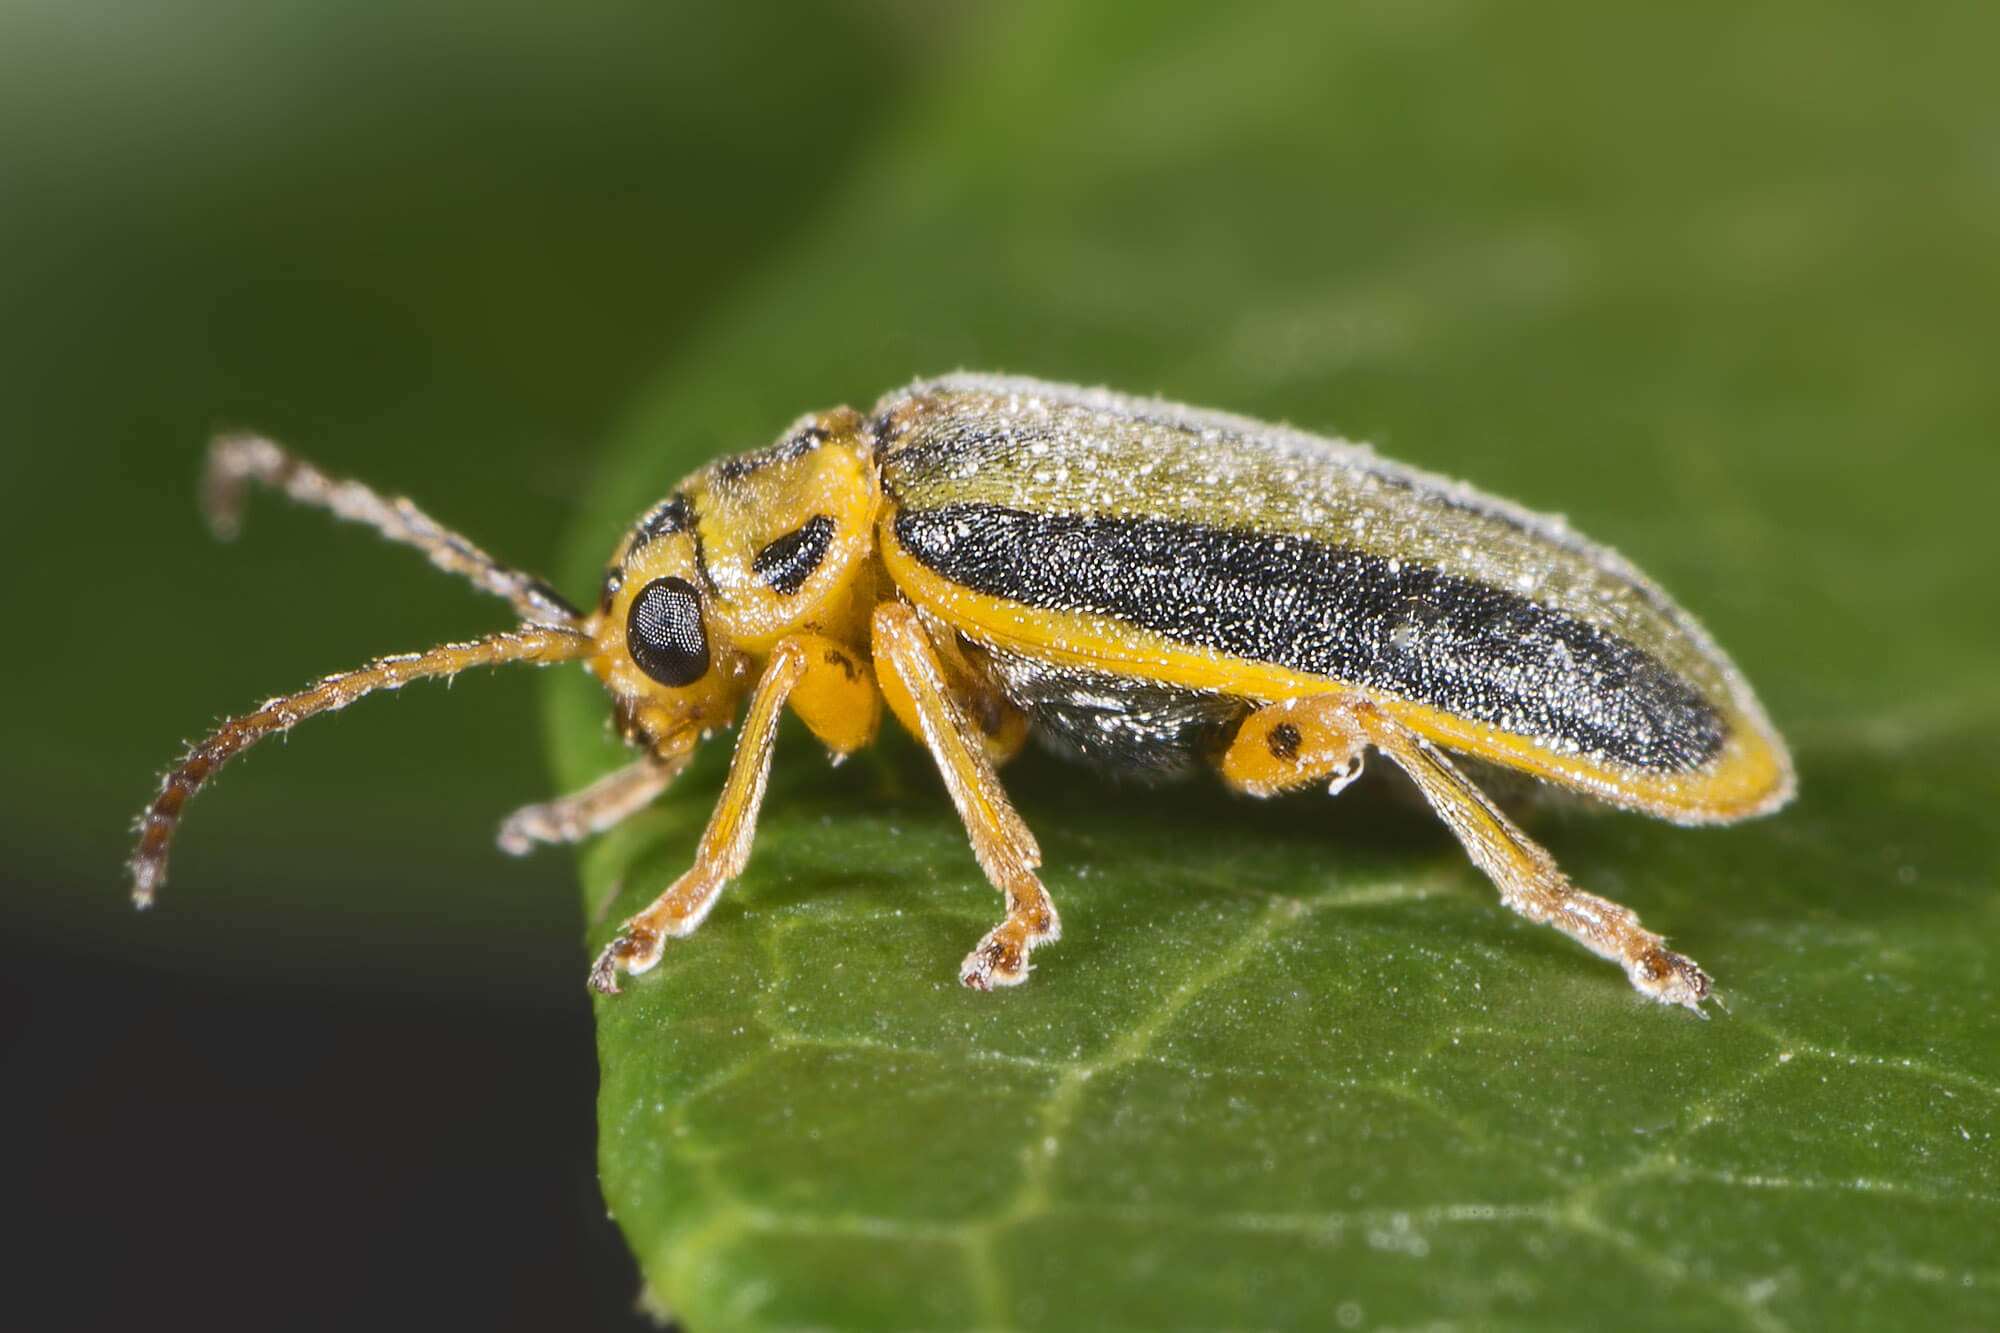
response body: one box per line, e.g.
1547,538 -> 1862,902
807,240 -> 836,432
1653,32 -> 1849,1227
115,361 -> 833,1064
132,375 -> 1793,1012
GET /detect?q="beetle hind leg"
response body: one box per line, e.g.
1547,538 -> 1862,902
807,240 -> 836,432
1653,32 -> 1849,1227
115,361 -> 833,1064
872,603 -> 1059,990
1221,695 -> 1710,1012
1353,703 -> 1711,1012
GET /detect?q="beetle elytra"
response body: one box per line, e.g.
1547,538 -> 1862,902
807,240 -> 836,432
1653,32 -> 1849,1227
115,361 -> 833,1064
131,375 -> 1793,1011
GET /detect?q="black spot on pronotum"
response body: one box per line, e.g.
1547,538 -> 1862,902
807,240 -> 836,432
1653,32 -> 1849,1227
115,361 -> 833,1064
626,576 -> 710,687
752,514 -> 836,596
1267,722 -> 1302,762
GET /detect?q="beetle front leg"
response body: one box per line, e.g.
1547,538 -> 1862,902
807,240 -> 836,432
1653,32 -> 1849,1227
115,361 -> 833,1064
587,644 -> 811,994
871,602 -> 1058,990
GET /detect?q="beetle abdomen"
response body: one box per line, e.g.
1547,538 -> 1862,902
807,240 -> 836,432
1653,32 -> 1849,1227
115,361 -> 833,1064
981,647 -> 1244,780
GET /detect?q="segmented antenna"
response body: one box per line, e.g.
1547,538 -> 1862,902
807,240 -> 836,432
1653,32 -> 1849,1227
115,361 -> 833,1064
204,434 -> 581,625
130,626 -> 594,905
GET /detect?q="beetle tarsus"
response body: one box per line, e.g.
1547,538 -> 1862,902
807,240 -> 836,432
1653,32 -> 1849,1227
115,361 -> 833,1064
1631,946 -> 1713,1015
959,931 -> 1026,990
589,926 -> 661,995
587,943 -> 625,994
959,903 -> 1060,990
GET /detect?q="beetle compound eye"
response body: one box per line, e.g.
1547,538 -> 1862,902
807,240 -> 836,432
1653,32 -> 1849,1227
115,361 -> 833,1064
627,576 -> 710,687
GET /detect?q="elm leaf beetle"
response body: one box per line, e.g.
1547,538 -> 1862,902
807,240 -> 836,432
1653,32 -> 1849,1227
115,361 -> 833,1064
131,375 -> 1794,1012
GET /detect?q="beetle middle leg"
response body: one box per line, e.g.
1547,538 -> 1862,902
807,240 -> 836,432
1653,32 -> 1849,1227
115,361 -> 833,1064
496,750 -> 692,856
1222,695 -> 1711,1012
871,602 -> 1058,990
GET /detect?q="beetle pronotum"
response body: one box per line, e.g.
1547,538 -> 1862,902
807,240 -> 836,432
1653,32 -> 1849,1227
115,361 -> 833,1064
132,376 -> 1793,1012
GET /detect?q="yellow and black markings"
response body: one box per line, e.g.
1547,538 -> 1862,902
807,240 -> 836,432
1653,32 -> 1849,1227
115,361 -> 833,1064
131,376 -> 1793,1012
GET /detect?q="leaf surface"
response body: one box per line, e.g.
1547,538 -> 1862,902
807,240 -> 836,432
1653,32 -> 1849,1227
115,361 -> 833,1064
555,3 -> 2000,1328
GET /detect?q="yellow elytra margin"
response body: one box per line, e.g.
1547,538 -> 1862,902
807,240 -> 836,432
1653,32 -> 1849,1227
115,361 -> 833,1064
131,376 -> 1793,1012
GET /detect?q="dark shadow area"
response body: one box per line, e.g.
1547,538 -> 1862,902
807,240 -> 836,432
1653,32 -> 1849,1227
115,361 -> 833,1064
2,925 -> 661,1331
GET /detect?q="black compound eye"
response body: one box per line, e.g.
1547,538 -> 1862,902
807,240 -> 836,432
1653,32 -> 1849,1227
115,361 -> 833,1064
626,576 -> 710,687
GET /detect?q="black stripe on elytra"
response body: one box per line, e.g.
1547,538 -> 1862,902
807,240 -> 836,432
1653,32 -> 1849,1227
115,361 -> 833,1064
880,406 -> 1699,633
752,514 -> 835,595
894,504 -> 1726,773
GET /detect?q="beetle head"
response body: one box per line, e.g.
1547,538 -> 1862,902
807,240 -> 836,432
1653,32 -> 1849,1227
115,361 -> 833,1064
590,407 -> 881,753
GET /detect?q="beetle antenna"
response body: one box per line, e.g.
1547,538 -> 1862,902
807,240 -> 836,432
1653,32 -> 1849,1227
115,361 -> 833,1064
204,434 -> 582,626
129,625 -> 595,907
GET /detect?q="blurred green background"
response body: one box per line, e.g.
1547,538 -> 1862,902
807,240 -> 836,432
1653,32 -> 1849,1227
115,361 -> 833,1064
4,1 -> 1995,1330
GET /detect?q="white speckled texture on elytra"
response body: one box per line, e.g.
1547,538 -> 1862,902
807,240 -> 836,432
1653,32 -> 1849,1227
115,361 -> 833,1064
876,375 -> 1787,795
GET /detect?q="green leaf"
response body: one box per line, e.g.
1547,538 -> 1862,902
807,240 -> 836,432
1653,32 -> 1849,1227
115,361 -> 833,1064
555,3 -> 1999,1328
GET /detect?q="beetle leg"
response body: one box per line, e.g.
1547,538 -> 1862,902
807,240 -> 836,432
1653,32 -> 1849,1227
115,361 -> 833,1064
909,606 -> 1033,765
586,641 -> 813,994
871,602 -> 1058,990
496,750 -> 692,856
1350,701 -> 1712,1012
